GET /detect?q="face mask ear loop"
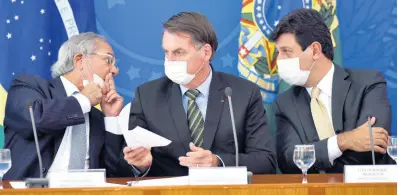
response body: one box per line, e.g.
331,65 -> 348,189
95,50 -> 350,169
300,47 -> 316,71
308,61 -> 316,71
192,59 -> 205,75
79,68 -> 86,81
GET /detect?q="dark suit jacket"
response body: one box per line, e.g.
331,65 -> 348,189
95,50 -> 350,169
3,74 -> 124,180
274,65 -> 393,173
117,71 -> 276,176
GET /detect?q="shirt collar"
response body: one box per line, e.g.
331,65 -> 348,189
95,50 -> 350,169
306,63 -> 335,97
180,70 -> 212,99
60,76 -> 80,97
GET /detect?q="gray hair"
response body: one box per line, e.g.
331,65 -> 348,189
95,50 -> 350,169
163,12 -> 218,60
50,32 -> 106,78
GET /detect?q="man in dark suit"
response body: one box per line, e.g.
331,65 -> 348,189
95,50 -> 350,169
271,9 -> 392,173
3,32 -> 125,179
120,12 -> 276,177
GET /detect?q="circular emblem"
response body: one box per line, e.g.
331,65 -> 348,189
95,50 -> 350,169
254,0 -> 311,38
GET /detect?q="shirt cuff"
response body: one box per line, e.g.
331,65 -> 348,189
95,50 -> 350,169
215,154 -> 225,167
327,135 -> 343,165
132,165 -> 151,177
104,117 -> 122,135
72,93 -> 91,114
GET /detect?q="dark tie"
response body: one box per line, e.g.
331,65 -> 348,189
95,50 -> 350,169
185,89 -> 204,147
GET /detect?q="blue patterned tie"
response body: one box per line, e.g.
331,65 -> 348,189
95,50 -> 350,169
68,118 -> 87,169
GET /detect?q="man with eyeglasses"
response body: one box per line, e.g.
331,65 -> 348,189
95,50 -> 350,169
3,32 -> 125,179
118,12 -> 277,177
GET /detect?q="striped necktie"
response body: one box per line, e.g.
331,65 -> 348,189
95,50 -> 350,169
185,89 -> 204,147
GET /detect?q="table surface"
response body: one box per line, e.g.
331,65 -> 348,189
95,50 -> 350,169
0,174 -> 396,195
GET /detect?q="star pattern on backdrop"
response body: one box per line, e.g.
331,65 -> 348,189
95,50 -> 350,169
148,71 -> 163,81
107,0 -> 125,9
221,53 -> 235,68
4,0 -> 53,65
126,66 -> 141,80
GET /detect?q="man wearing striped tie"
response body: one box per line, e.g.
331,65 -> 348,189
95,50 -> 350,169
120,12 -> 277,177
272,9 -> 394,174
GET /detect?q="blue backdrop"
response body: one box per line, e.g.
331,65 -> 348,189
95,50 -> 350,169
95,0 -> 397,135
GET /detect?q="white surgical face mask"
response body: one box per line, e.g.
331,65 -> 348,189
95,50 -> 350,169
277,49 -> 315,86
83,73 -> 104,87
81,62 -> 105,87
164,50 -> 204,85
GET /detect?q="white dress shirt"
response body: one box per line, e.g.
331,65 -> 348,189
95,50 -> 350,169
47,76 -> 121,176
306,65 -> 343,165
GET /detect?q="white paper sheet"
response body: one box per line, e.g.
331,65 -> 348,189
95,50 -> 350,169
128,176 -> 189,187
9,181 -> 26,189
118,103 -> 131,135
123,126 -> 171,149
9,181 -> 126,189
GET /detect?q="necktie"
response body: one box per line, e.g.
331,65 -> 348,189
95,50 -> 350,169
185,89 -> 204,147
68,119 -> 87,169
310,87 -> 335,140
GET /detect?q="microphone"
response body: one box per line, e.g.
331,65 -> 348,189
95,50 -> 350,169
25,101 -> 49,188
366,112 -> 376,165
224,87 -> 239,166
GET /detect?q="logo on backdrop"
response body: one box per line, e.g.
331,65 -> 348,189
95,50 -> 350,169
238,0 -> 340,104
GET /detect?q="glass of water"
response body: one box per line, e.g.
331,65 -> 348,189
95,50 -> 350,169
0,149 -> 12,180
387,136 -> 397,163
293,145 -> 315,183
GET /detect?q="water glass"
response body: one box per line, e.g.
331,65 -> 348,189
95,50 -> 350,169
387,136 -> 397,163
0,149 -> 11,186
293,145 -> 315,183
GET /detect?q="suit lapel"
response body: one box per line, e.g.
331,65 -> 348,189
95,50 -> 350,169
202,72 -> 225,150
48,77 -> 68,157
331,65 -> 351,133
294,87 -> 319,142
168,83 -> 191,153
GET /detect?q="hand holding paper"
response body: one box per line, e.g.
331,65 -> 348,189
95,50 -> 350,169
123,146 -> 152,171
122,126 -> 171,170
123,126 -> 171,149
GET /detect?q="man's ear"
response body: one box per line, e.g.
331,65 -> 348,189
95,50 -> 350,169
73,53 -> 84,70
311,42 -> 322,60
202,43 -> 213,62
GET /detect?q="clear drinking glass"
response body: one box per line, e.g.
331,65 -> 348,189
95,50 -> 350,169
293,145 -> 315,183
0,149 -> 11,188
387,136 -> 397,163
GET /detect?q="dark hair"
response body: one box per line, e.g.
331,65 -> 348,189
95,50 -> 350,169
163,12 -> 218,60
270,8 -> 334,60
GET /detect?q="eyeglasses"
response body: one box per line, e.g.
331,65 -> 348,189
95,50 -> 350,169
87,52 -> 117,68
